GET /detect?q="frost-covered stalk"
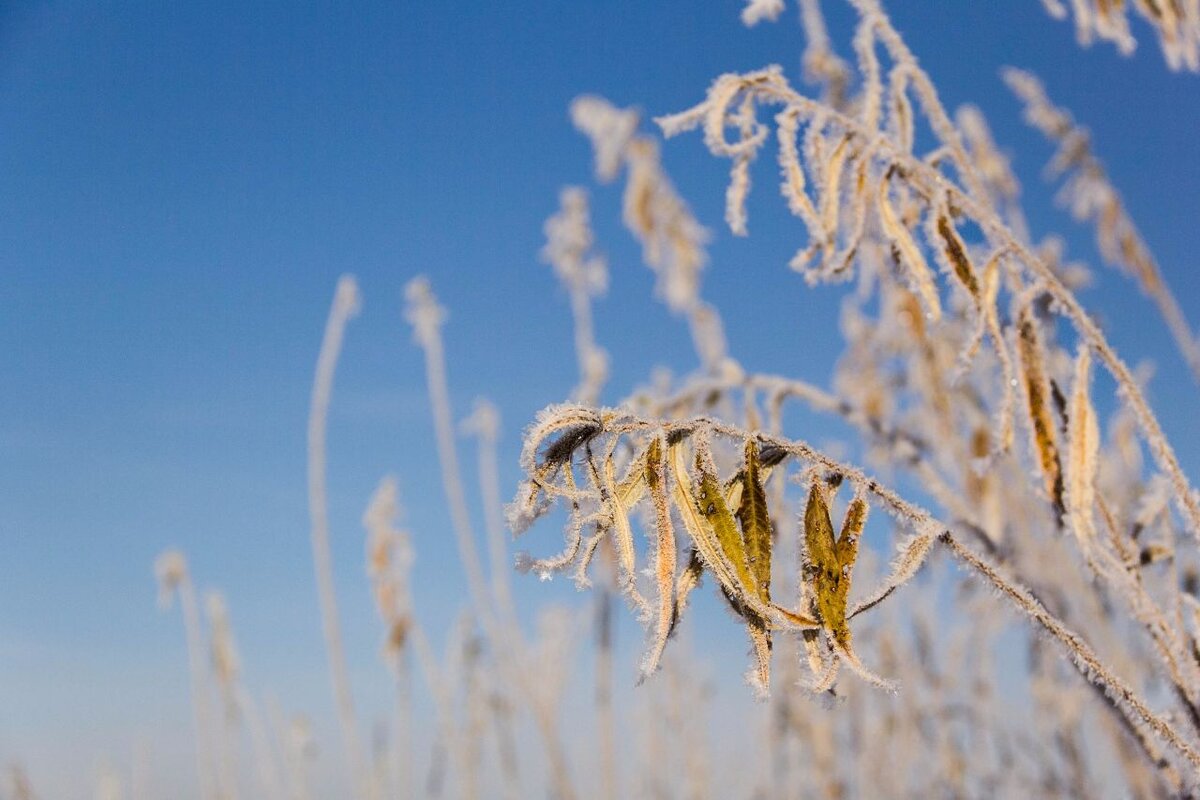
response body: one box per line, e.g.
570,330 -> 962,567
403,277 -> 492,616
511,4 -> 1200,791
542,187 -> 622,798
364,478 -> 471,799
238,688 -> 284,800
389,656 -> 412,800
461,399 -> 518,626
404,279 -> 520,788
798,0 -> 851,107
204,591 -> 283,800
272,709 -> 315,800
487,688 -> 522,800
541,188 -> 609,406
154,551 -> 215,800
405,277 -> 578,800
595,589 -> 617,800
305,275 -> 371,800
569,98 -> 729,374
461,400 -> 532,797
363,476 -> 415,800
205,592 -> 240,800
364,475 -> 508,800
453,620 -> 487,800
409,628 -> 471,799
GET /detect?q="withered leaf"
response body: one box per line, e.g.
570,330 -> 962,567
639,437 -> 678,680
879,168 -> 942,322
695,456 -> 757,598
736,439 -> 773,604
936,215 -> 980,299
1016,308 -> 1064,518
667,440 -> 817,637
835,497 -> 867,621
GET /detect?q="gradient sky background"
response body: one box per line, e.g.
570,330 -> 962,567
1,1 -> 1198,796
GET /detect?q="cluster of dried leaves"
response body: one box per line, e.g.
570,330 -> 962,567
511,406 -> 893,694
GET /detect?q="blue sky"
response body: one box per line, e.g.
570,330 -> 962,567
1,1 -> 1198,795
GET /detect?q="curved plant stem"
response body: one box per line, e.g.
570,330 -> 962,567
306,275 -> 371,800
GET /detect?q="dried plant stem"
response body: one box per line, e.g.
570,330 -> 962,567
940,531 -> 1200,775
406,278 -> 579,800
408,623 -> 473,800
489,690 -> 522,800
406,279 -> 493,615
932,484 -> 1190,792
542,187 -> 609,404
239,688 -> 284,800
214,711 -> 238,800
849,0 -> 992,206
176,572 -> 216,800
596,590 -> 618,800
463,400 -> 519,628
459,630 -> 487,800
306,275 -> 371,800
391,655 -> 413,800
543,187 -> 619,798
568,274 -> 605,404
640,370 -> 925,460
268,701 -> 313,800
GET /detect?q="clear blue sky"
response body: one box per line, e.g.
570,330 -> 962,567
1,1 -> 1197,795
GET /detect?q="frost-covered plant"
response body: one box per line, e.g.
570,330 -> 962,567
509,0 -> 1200,794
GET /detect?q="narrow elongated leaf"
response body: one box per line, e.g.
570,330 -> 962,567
1016,307 -> 1064,517
737,440 -> 774,694
936,215 -> 980,299
835,497 -> 868,617
736,440 -> 773,604
672,548 -> 705,634
617,448 -> 649,508
668,439 -> 745,603
878,169 -> 942,322
640,437 -> 677,680
594,451 -> 650,617
746,619 -> 772,696
1065,347 -> 1100,544
837,497 -> 867,569
695,456 -> 757,597
804,479 -> 849,647
821,134 -> 852,241
805,483 -> 891,687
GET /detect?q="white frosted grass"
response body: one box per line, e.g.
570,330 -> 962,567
305,275 -> 372,800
